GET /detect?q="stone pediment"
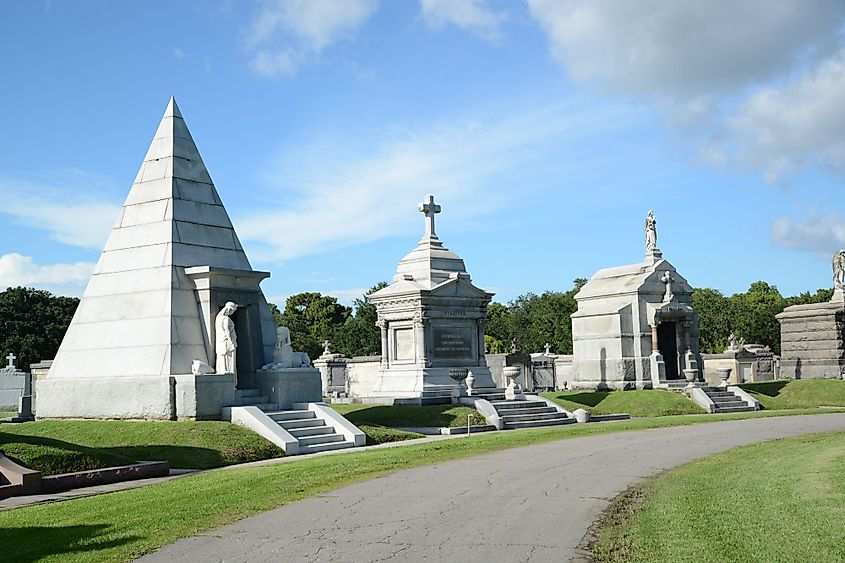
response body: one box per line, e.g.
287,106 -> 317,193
576,256 -> 693,301
428,274 -> 492,299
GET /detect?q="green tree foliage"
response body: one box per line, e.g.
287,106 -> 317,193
692,288 -> 731,353
332,283 -> 388,358
0,287 -> 79,368
275,292 -> 351,359
693,282 -> 834,355
485,279 -> 584,354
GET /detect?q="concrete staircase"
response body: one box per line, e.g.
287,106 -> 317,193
225,391 -> 366,455
468,388 -> 574,429
265,409 -> 356,454
699,387 -> 757,413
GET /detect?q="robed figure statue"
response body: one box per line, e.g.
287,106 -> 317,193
215,302 -> 238,384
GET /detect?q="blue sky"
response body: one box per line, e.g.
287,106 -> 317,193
1,0 -> 845,306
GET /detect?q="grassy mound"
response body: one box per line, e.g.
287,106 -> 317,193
740,379 -> 845,410
592,430 -> 845,562
0,420 -> 284,475
541,390 -> 704,417
331,404 -> 487,429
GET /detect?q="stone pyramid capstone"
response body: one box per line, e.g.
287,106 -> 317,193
48,98 -> 258,383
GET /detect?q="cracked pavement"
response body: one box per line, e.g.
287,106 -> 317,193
137,413 -> 845,562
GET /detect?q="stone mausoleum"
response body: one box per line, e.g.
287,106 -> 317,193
38,98 -> 283,419
777,250 -> 845,379
367,196 -> 496,401
570,212 -> 702,389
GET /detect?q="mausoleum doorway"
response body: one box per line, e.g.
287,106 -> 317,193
657,321 -> 680,379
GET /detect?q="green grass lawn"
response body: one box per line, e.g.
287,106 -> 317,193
1,408 -> 841,563
330,403 -> 487,428
740,379 -> 845,410
593,429 -> 845,562
0,420 -> 284,475
541,389 -> 705,417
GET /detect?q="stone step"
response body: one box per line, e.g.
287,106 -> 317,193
705,391 -> 735,398
713,405 -> 755,413
710,396 -> 743,403
250,402 -> 278,411
504,418 -> 574,430
298,433 -> 347,447
268,410 -> 316,422
236,395 -> 270,406
278,418 -> 326,429
299,441 -> 355,455
235,388 -> 261,398
500,412 -> 569,423
489,400 -> 541,409
495,406 -> 558,416
287,426 -> 336,438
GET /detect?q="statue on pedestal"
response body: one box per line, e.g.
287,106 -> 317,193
259,326 -> 312,370
833,250 -> 845,290
645,210 -> 657,252
215,302 -> 238,378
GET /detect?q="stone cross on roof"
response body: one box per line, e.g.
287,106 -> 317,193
418,195 -> 441,239
660,271 -> 675,302
5,352 -> 16,370
544,343 -> 552,354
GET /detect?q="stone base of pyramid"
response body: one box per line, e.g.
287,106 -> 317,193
36,373 -> 237,420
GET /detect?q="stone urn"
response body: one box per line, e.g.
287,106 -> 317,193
503,366 -> 522,401
465,370 -> 476,393
449,368 -> 469,402
573,408 -> 591,424
716,367 -> 732,388
683,368 -> 698,388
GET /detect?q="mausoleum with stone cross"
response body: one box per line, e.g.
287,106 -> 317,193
570,212 -> 702,390
367,195 -> 496,401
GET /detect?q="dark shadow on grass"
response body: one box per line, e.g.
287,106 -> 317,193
739,381 -> 789,397
552,392 -> 611,408
341,405 -> 473,428
0,525 -> 140,563
0,434 -> 249,472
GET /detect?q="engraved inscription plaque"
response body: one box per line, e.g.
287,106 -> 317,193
433,324 -> 474,360
394,328 -> 414,361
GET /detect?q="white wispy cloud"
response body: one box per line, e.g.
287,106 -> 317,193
237,100 -> 631,262
420,0 -> 506,41
771,212 -> 845,259
526,0 -> 845,183
0,253 -> 95,296
725,50 -> 845,183
0,171 -> 121,249
245,0 -> 378,77
172,47 -> 187,60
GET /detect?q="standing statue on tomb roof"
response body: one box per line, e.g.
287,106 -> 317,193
833,250 -> 845,290
645,210 -> 657,251
215,302 -> 238,383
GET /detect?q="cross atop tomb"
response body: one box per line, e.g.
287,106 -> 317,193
660,271 -> 675,302
418,195 -> 441,239
5,352 -> 16,370
544,343 -> 552,355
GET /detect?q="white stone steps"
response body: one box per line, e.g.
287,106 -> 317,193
500,412 -> 568,423
268,410 -> 315,422
297,433 -> 347,447
278,418 -> 326,429
287,426 -> 336,438
490,401 -> 542,410
496,406 -> 557,416
504,418 -> 572,429
299,441 -> 355,454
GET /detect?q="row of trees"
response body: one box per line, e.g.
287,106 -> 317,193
0,280 -> 835,368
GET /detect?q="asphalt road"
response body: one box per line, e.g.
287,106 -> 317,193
138,413 -> 845,562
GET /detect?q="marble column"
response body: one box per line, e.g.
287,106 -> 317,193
377,319 -> 388,368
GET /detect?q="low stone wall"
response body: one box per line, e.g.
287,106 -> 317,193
554,355 -> 573,390
0,371 -> 26,411
777,301 -> 845,379
41,461 -> 170,493
347,356 -> 381,398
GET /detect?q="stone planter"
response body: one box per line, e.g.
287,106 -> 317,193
716,367 -> 732,388
683,368 -> 698,388
503,366 -> 522,400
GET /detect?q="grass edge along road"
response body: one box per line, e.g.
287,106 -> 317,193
1,408 -> 843,563
591,429 -> 845,562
